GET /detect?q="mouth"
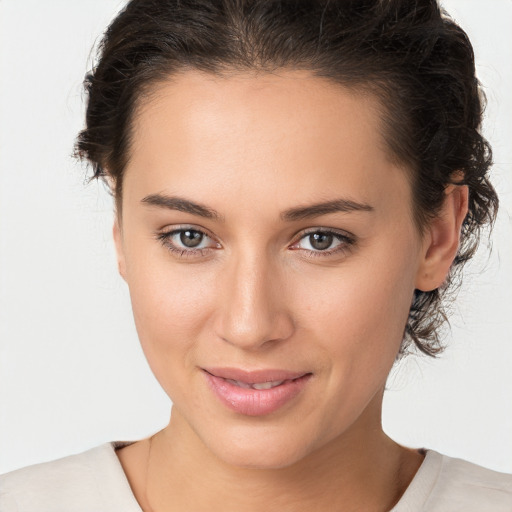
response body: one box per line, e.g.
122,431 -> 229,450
202,368 -> 312,416
223,378 -> 289,390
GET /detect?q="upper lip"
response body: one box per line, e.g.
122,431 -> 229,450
203,367 -> 310,384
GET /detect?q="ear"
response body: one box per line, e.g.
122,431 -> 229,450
113,218 -> 127,281
415,184 -> 469,292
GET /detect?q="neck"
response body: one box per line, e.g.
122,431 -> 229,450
143,397 -> 423,512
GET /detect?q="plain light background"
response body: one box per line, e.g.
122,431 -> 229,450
0,0 -> 511,475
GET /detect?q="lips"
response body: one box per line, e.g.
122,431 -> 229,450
225,378 -> 286,390
203,367 -> 312,416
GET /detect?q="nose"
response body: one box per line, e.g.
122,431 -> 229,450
213,250 -> 295,351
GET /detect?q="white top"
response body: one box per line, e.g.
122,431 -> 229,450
1,443 -> 511,511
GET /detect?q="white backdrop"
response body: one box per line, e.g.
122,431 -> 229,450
0,0 -> 511,475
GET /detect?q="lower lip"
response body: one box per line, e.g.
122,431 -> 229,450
204,372 -> 312,416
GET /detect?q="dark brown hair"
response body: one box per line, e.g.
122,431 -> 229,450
75,0 -> 498,356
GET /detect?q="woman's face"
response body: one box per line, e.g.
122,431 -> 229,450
115,69 -> 427,468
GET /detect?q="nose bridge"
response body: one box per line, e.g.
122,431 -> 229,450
215,246 -> 293,349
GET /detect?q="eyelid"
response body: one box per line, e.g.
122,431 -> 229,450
156,224 -> 221,256
289,227 -> 356,257
158,224 -> 219,242
290,227 -> 356,245
155,224 -> 355,260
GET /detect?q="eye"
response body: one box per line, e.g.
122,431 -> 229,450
156,226 -> 220,257
302,232 -> 338,251
290,229 -> 355,257
177,229 -> 206,248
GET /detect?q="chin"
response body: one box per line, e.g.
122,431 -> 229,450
202,423 -> 317,470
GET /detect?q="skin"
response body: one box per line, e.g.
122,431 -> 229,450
113,69 -> 468,511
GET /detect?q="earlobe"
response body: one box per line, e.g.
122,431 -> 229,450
415,184 -> 469,292
113,219 -> 127,281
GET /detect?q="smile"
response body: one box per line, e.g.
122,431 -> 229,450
202,368 -> 312,416
225,379 -> 286,390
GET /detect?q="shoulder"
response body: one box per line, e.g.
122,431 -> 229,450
0,442 -> 141,512
394,450 -> 512,512
431,452 -> 512,510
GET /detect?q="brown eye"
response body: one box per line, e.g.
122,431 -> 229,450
309,232 -> 334,251
291,229 -> 354,256
180,230 -> 203,248
157,226 -> 220,257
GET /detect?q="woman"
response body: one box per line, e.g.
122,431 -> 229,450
1,0 -> 511,510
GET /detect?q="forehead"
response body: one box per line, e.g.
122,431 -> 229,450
132,68 -> 387,161
124,69 -> 411,219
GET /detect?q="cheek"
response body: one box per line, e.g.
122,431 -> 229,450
294,245 -> 417,366
286,249 -> 417,435
125,250 -> 218,383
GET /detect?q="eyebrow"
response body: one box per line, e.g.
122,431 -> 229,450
281,199 -> 374,221
141,194 -> 222,220
141,193 -> 374,222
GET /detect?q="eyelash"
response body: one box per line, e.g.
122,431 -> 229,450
155,226 -> 356,259
156,226 -> 219,258
290,228 -> 356,259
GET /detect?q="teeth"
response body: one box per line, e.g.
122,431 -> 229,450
251,380 -> 285,390
226,379 -> 252,389
225,379 -> 286,390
